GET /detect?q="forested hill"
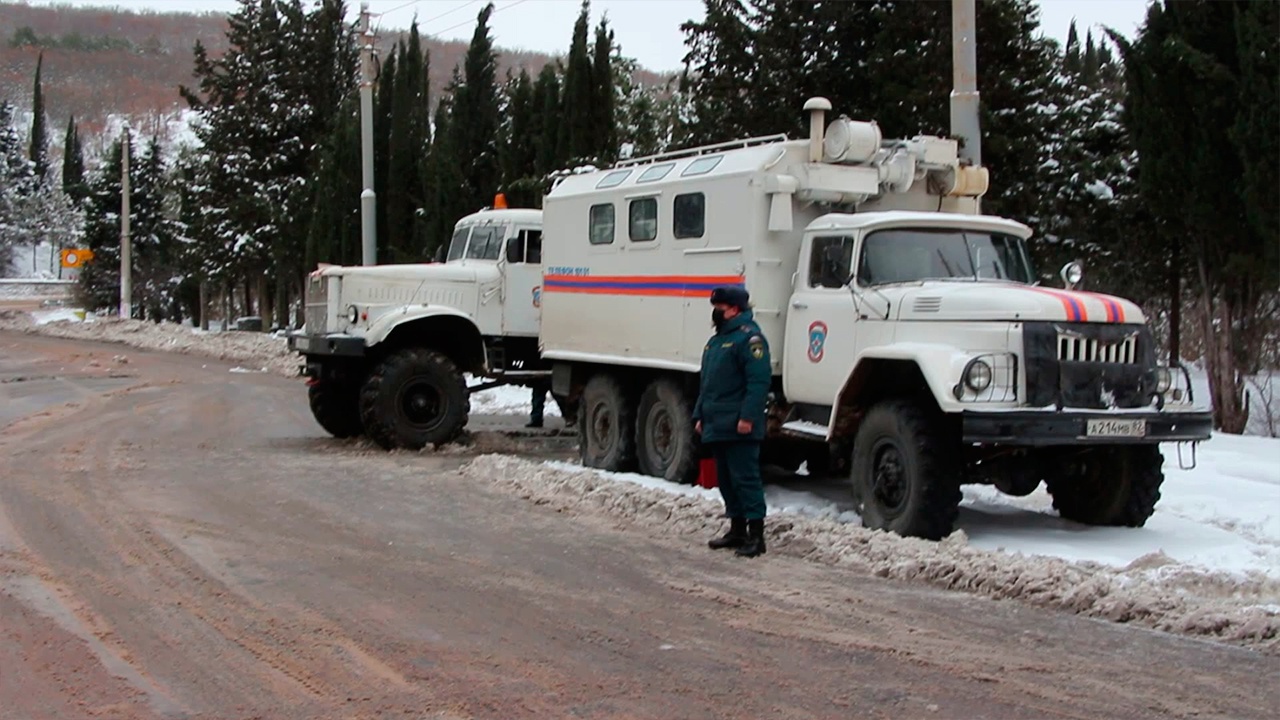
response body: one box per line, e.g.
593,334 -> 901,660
0,2 -> 654,141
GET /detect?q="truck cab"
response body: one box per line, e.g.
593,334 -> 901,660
289,206 -> 548,449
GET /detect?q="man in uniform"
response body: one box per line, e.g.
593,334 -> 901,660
692,286 -> 771,558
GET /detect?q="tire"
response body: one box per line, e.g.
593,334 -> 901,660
851,400 -> 962,540
359,349 -> 469,450
635,378 -> 699,484
1045,445 -> 1164,527
307,381 -> 363,438
578,373 -> 637,472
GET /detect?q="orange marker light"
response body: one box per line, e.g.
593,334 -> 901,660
493,193 -> 508,209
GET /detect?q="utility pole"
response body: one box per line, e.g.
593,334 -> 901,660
119,124 -> 132,319
359,2 -> 377,266
950,0 -> 982,167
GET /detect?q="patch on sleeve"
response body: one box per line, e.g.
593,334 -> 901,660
748,335 -> 766,360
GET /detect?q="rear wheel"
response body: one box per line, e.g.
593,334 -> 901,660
851,400 -> 961,540
360,349 -> 469,450
578,373 -> 636,472
307,380 -> 363,438
636,378 -> 699,484
1045,445 -> 1164,526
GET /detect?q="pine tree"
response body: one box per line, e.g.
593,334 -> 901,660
77,138 -> 128,310
449,3 -> 502,215
677,0 -> 756,146
0,101 -> 36,274
591,17 -> 617,162
558,1 -> 595,163
374,47 -> 396,254
28,52 -> 49,184
1064,20 -> 1081,74
424,91 -> 466,256
61,116 -> 86,203
386,23 -> 431,262
499,68 -> 538,202
532,63 -> 563,175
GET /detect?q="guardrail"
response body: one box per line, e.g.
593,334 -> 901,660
0,279 -> 77,300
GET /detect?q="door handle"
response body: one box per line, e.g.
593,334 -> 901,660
791,301 -> 808,310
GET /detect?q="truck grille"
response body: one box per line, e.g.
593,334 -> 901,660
1057,331 -> 1138,364
304,274 -> 328,334
1025,322 -> 1154,409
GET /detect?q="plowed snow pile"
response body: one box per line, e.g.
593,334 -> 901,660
0,310 -> 296,376
461,454 -> 1280,653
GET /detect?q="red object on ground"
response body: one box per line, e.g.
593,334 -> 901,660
697,457 -> 718,489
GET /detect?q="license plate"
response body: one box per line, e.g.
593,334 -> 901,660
293,336 -> 312,352
1086,419 -> 1147,438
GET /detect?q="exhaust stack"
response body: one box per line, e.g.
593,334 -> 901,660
803,97 -> 832,163
950,0 -> 981,166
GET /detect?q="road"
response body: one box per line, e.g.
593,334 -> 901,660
0,331 -> 1275,720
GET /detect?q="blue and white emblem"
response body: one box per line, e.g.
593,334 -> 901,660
807,321 -> 828,363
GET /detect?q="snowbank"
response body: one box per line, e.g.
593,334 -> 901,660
0,310 -> 296,377
460,454 -> 1280,653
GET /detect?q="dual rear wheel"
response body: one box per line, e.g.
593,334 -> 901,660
578,374 -> 700,484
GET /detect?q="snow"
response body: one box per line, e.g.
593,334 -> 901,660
31,308 -> 90,325
463,453 -> 1280,652
468,377 -> 560,418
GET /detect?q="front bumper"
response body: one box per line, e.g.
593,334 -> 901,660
287,332 -> 366,358
961,409 -> 1213,446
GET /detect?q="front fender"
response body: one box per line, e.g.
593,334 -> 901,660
830,342 -> 1005,425
363,305 -> 477,347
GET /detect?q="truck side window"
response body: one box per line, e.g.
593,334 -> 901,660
673,193 -> 705,239
629,198 -> 658,242
505,230 -> 542,264
524,230 -> 542,263
809,236 -> 856,289
589,204 -> 615,245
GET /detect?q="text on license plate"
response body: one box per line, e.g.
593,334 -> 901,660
1086,419 -> 1147,438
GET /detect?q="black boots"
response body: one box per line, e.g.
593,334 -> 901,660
708,518 -> 747,549
734,519 -> 766,558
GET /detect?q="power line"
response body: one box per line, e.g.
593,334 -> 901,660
428,0 -> 531,39
418,0 -> 483,29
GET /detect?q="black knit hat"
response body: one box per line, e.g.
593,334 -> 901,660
710,286 -> 750,309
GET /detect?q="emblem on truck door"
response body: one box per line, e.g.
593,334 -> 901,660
532,286 -> 542,308
808,321 -> 828,363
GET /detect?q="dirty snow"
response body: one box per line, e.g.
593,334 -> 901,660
468,377 -> 561,418
462,453 -> 1280,652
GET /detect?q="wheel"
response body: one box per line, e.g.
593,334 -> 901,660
307,380 -> 363,438
635,378 -> 699,483
851,400 -> 961,540
1045,445 -> 1164,526
578,373 -> 636,472
359,349 -> 469,450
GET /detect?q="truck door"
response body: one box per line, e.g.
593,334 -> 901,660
783,234 -> 860,406
501,227 -> 543,336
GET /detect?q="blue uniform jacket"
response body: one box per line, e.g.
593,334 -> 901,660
692,310 -> 772,443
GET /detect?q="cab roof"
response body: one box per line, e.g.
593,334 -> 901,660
808,211 -> 1033,238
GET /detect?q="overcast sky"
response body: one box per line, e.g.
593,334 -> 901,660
18,0 -> 1152,72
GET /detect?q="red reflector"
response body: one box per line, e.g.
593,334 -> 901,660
305,378 -> 320,387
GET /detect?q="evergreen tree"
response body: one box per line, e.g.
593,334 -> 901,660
1064,20 -> 1080,73
558,1 -> 596,163
0,101 -> 36,273
1113,0 -> 1277,432
305,97 -> 363,269
374,47 -> 396,254
499,67 -> 539,205
677,0 -> 756,146
386,23 -> 432,262
61,116 -> 86,203
591,18 -> 617,162
424,91 -> 466,255
28,52 -> 49,184
532,63 -> 563,175
449,3 -> 501,215
77,138 -> 128,310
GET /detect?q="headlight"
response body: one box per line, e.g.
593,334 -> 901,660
1154,367 -> 1172,394
346,305 -> 359,324
963,359 -> 993,392
1060,261 -> 1084,288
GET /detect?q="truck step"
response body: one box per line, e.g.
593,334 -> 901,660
781,420 -> 830,439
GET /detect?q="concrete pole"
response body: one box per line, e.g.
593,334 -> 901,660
950,0 -> 981,167
359,2 -> 377,266
119,126 -> 132,319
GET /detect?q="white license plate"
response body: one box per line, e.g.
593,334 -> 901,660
1086,419 -> 1147,438
294,336 -> 312,352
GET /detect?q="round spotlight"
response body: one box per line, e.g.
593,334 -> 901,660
964,359 -> 993,393
346,305 -> 359,324
1154,367 -> 1172,394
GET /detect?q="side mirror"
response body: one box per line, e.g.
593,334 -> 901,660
1060,261 -> 1084,291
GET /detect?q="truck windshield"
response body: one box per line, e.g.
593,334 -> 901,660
857,228 -> 1035,286
446,227 -> 470,262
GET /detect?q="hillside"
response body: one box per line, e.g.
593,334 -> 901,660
0,3 -> 664,152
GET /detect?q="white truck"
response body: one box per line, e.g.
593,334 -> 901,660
535,98 -> 1211,539
289,207 -> 549,449
290,98 -> 1211,540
